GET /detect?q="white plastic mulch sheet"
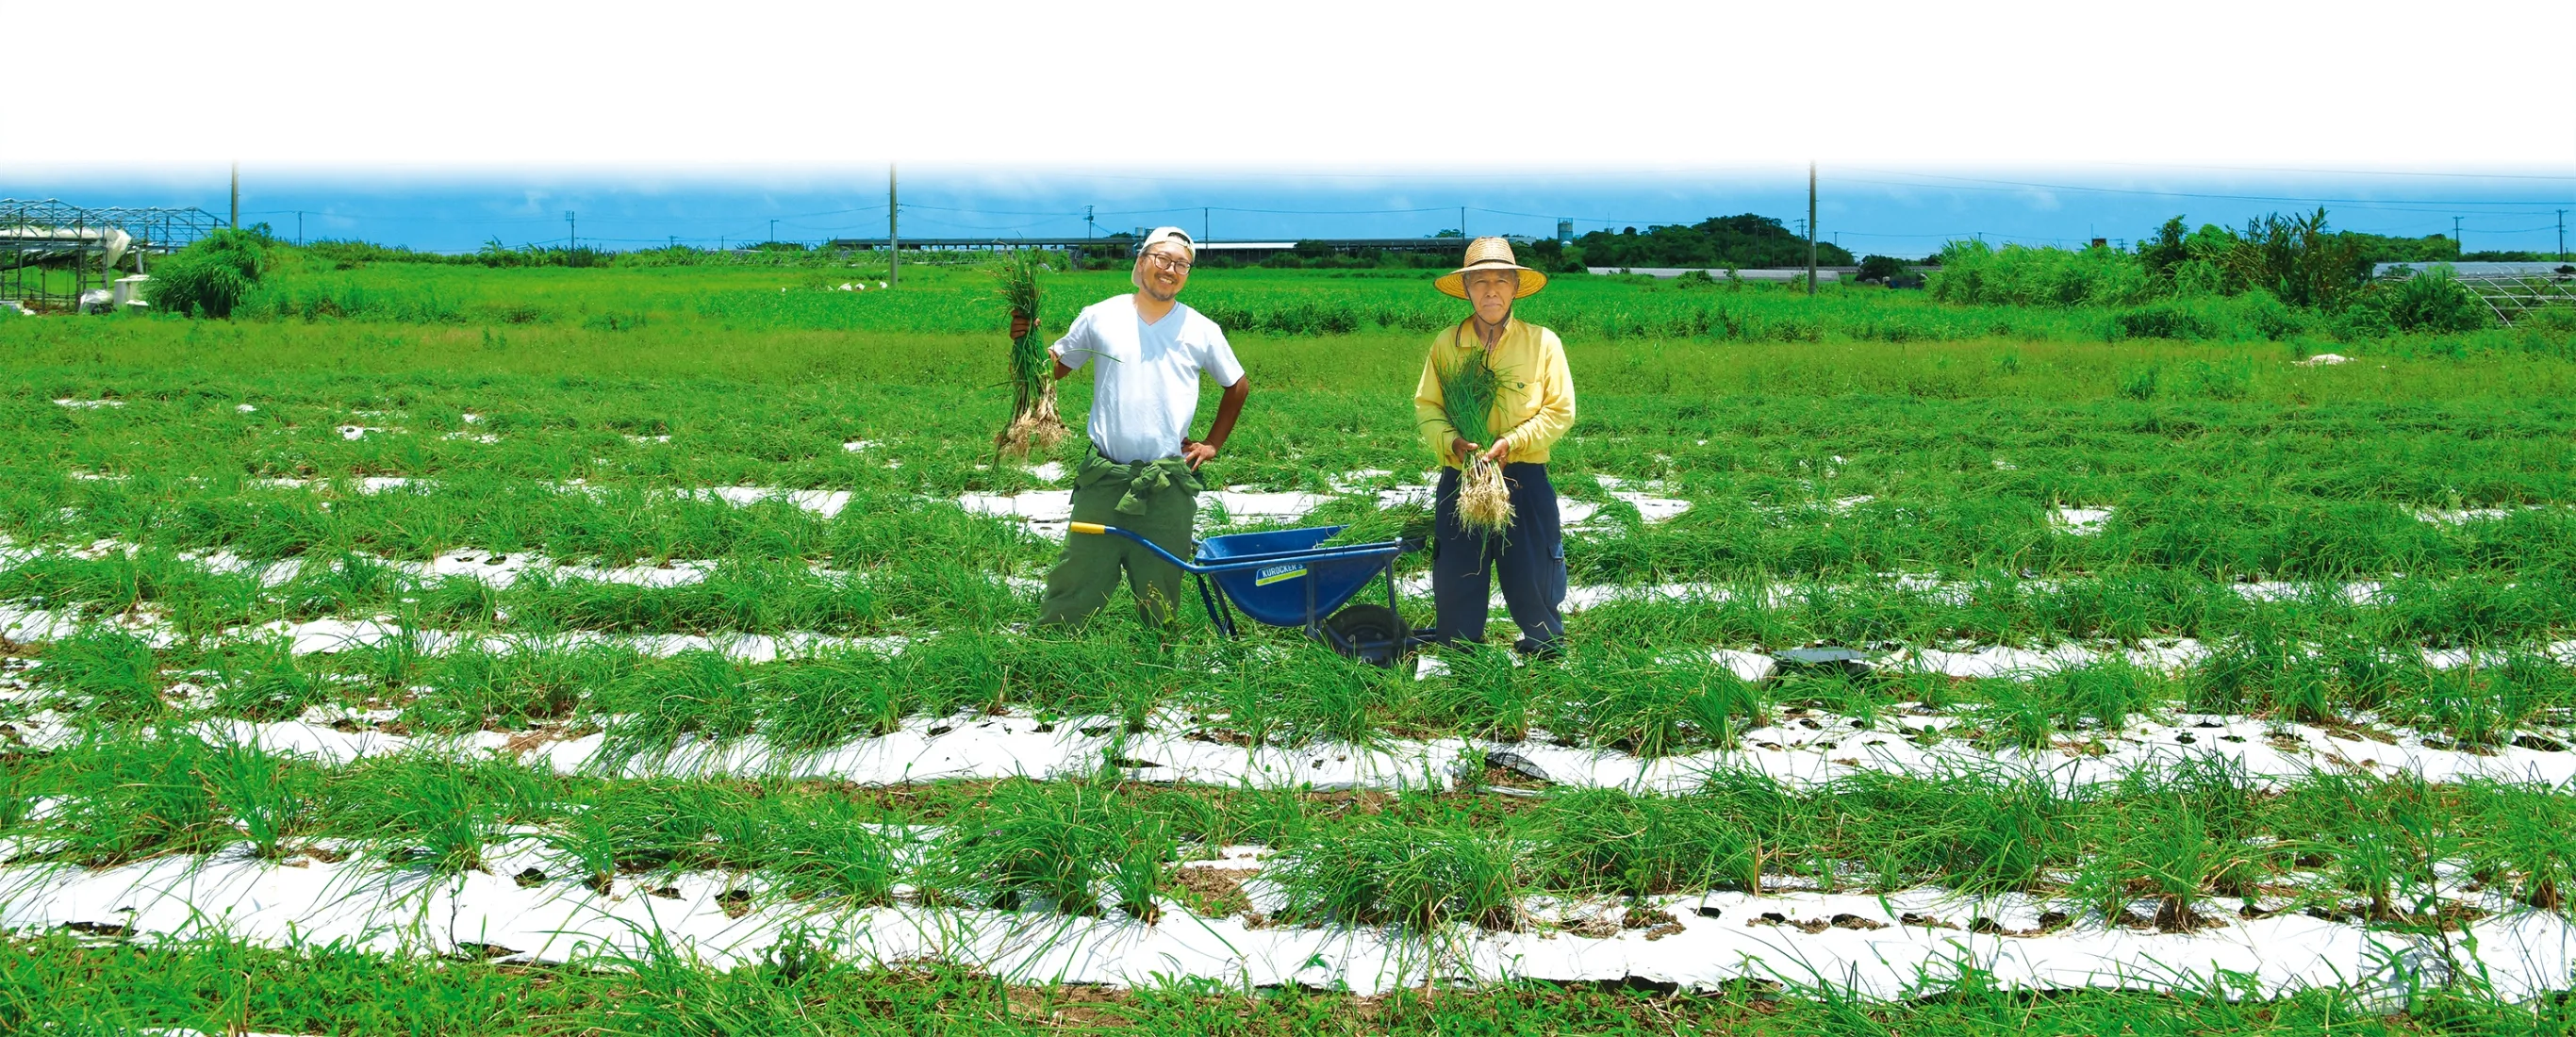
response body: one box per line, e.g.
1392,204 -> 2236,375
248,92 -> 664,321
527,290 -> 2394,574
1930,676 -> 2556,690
2,849 -> 2567,1001
0,702 -> 2557,796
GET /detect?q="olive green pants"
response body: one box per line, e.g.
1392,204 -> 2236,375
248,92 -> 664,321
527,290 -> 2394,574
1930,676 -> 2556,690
1035,475 -> 1199,628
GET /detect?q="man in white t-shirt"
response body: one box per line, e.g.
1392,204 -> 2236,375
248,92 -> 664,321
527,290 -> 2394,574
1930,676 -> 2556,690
1030,226 -> 1251,628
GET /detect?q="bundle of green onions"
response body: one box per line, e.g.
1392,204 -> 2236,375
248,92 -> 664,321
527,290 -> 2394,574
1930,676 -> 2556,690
994,250 -> 1065,456
1434,346 -> 1515,535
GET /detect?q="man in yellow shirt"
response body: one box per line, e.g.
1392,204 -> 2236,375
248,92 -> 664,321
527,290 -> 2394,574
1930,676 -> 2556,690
1412,238 -> 1577,657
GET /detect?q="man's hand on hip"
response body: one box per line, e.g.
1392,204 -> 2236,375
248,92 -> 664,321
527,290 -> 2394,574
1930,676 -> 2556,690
1181,439 -> 1218,469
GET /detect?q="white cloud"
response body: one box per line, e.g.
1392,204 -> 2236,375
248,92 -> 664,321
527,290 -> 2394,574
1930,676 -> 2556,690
67,1 -> 2576,169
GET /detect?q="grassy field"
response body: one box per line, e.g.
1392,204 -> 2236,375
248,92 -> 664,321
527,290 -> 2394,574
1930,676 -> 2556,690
3,253 -> 2575,1032
21,929 -> 2560,1036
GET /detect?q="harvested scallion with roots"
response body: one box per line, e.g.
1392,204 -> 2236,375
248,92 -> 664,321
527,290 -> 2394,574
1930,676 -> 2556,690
1434,345 -> 1516,535
994,249 -> 1065,456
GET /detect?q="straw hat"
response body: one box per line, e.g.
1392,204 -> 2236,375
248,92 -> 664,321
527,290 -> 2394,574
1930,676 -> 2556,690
1436,237 -> 1547,299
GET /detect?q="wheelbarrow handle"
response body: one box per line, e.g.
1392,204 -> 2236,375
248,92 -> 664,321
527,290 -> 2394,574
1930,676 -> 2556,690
1070,522 -> 1403,575
1067,521 -> 1203,571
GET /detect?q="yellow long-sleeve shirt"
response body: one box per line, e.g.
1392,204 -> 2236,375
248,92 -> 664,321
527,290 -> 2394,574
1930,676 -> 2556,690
1413,317 -> 1577,469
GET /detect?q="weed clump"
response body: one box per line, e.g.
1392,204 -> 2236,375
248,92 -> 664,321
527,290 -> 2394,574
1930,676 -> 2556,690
992,251 -> 1065,457
929,780 -> 1171,921
148,229 -> 268,318
1432,344 -> 1516,535
1270,814 -> 1524,931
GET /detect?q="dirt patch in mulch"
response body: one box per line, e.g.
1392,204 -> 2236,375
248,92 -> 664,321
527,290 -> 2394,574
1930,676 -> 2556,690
1622,906 -> 1687,941
1173,866 -> 1260,922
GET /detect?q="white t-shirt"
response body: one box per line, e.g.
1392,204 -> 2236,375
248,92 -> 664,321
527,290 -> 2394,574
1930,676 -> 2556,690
1050,294 -> 1246,464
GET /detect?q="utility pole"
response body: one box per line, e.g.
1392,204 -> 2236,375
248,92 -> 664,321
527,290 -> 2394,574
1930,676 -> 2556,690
2453,216 -> 2464,255
1085,205 -> 1095,239
228,162 -> 239,230
1460,206 -> 1466,239
1806,160 -> 1818,297
296,211 -> 303,247
769,219 -> 778,245
1202,206 -> 1210,245
888,163 -> 899,288
669,235 -> 676,250
2558,209 -> 2567,261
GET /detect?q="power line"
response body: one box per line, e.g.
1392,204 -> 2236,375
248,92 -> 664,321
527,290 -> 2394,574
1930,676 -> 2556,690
1844,164 -> 2566,206
1038,166 -> 1757,184
2085,161 -> 2576,183
1825,175 -> 2565,218
237,206 -> 888,224
195,188 -> 2576,254
897,203 -> 1079,217
1092,204 -> 1453,218
898,214 -> 1068,233
1467,206 -> 1703,227
1219,204 -> 1454,216
976,163 -> 2576,188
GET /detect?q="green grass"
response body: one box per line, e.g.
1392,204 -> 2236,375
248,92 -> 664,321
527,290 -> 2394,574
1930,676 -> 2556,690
6,253 -> 2576,1016
8,737 -> 2574,933
10,929 -> 2566,1036
14,365 -> 2576,589
20,581 -> 2576,753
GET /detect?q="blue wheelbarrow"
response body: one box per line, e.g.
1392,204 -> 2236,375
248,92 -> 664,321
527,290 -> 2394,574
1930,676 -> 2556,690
1067,521 -> 1428,666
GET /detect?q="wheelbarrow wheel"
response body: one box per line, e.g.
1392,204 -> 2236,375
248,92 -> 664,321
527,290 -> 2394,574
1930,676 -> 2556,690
1324,604 -> 1409,667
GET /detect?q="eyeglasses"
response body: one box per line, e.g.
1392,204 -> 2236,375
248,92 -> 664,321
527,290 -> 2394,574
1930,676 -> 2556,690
1145,251 -> 1194,272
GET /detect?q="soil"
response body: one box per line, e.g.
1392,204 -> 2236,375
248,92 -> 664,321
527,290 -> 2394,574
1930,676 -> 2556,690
1172,866 -> 1259,921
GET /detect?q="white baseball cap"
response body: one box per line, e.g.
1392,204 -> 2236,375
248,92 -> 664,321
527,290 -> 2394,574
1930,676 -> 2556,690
1137,226 -> 1195,261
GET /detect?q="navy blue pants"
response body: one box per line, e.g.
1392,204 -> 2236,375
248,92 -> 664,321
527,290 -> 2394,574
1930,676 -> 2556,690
1432,462 -> 1566,650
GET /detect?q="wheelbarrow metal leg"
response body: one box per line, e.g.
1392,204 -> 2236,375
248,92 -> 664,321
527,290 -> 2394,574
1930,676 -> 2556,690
1197,573 -> 1237,638
1304,570 -> 1320,638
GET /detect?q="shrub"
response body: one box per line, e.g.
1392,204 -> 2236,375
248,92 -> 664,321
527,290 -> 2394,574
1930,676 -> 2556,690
2233,288 -> 2307,339
2111,302 -> 2218,340
1572,214 -> 1851,269
2324,305 -> 2398,341
2221,208 -> 2370,309
2368,264 -> 2491,334
302,239 -> 469,268
147,229 -> 267,318
1929,239 -> 2149,307
1856,255 -> 1907,283
2524,306 -> 2576,337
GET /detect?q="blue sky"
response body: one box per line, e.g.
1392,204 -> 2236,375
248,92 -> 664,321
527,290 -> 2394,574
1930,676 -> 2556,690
10,164 -> 2571,258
